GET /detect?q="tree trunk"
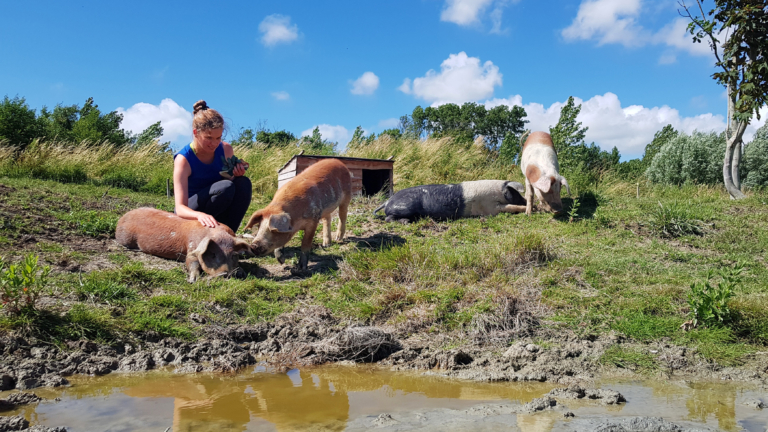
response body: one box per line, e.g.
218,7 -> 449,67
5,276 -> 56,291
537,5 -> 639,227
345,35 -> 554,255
732,139 -> 742,190
724,122 -> 747,200
724,82 -> 747,200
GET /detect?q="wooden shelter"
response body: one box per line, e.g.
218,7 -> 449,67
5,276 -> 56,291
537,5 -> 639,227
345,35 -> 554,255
277,153 -> 394,197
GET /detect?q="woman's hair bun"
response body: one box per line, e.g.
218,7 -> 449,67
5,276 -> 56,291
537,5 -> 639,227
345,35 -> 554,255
193,100 -> 209,115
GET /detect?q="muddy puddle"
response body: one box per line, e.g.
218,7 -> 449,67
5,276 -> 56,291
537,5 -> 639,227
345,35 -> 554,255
2,365 -> 767,431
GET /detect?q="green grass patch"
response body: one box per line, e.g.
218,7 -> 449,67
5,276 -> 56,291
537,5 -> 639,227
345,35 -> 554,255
599,345 -> 659,373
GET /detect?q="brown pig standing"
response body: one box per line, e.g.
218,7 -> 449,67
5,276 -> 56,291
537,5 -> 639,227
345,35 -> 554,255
116,207 -> 253,283
244,158 -> 352,270
520,131 -> 571,215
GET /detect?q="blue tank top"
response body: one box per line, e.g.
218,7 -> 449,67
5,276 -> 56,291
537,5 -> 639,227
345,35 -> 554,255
174,143 -> 226,198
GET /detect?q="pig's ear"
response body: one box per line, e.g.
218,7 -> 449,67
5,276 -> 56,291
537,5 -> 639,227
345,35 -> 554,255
189,236 -> 210,259
233,238 -> 254,257
560,176 -> 571,196
268,213 -> 293,233
244,210 -> 264,232
534,176 -> 552,193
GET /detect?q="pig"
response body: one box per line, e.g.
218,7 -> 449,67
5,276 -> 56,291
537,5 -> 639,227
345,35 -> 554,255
115,207 -> 253,283
372,180 -> 527,223
244,158 -> 352,270
520,131 -> 571,215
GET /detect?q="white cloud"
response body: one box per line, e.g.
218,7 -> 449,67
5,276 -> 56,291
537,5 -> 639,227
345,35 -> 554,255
653,18 -> 711,56
117,98 -> 192,146
378,118 -> 400,129
301,124 -> 350,144
484,93 -> 734,158
562,0 -> 646,46
271,91 -> 290,101
562,1 -> 713,61
399,52 -> 502,105
441,0 -> 494,26
350,72 -> 380,95
259,14 -> 299,47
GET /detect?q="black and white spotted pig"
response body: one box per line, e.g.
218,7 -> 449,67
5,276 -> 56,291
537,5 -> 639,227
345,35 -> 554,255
373,180 -> 527,223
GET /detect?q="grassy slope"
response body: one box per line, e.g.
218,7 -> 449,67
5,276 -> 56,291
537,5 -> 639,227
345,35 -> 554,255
0,138 -> 767,369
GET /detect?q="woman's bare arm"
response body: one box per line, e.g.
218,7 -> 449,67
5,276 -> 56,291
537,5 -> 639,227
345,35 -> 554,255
173,155 -> 219,227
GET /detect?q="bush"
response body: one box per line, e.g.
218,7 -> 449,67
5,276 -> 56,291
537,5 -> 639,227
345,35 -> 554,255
742,123 -> 768,189
645,131 -> 725,185
0,254 -> 51,315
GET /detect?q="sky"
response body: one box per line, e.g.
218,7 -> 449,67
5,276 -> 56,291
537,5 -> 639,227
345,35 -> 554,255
1,0 -> 766,160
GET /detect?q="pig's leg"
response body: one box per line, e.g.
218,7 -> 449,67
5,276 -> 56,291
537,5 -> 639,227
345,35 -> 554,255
524,178 -> 534,216
274,248 -> 285,264
335,200 -> 349,242
500,204 -> 527,214
322,215 -> 333,247
299,223 -> 318,270
186,258 -> 202,283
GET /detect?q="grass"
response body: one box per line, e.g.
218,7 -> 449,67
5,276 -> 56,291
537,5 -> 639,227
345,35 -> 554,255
0,138 -> 767,368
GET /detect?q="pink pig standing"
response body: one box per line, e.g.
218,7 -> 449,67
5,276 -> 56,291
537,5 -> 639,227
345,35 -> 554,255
520,131 -> 571,215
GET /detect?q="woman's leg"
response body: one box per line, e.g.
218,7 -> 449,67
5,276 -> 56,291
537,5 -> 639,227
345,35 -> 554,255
216,176 -> 252,233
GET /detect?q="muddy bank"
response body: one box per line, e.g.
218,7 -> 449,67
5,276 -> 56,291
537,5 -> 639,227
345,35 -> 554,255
2,307 -> 767,397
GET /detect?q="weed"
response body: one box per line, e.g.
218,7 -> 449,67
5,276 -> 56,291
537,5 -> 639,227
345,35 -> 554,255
0,254 -> 51,314
568,197 -> 581,223
61,209 -> 118,237
688,263 -> 743,328
648,201 -> 703,238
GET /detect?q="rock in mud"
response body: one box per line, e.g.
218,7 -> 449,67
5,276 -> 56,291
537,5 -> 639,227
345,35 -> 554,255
76,356 -> 118,376
0,375 -> 15,391
26,427 -> 68,432
117,352 -> 155,372
0,415 -> 29,431
743,398 -> 766,409
2,392 -> 42,407
519,396 -> 557,413
372,413 -> 399,427
548,386 -> 626,405
559,416 -> 719,432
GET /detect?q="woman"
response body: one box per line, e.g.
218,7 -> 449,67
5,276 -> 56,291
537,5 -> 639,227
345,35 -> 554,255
173,100 -> 252,232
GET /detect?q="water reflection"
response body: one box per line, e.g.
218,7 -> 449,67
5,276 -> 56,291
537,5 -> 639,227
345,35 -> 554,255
2,366 -> 765,432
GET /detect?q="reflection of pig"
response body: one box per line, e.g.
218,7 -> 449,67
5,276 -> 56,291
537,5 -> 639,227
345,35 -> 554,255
244,158 -> 351,270
373,180 -> 526,223
520,131 -> 570,215
116,208 -> 253,283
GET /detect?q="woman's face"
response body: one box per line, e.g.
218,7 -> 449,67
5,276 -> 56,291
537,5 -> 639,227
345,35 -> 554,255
193,128 -> 223,153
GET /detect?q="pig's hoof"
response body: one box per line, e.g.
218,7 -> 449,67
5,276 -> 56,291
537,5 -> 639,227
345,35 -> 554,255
274,248 -> 285,264
298,253 -> 309,270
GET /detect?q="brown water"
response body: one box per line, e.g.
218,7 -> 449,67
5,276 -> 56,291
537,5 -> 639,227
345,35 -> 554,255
2,365 -> 767,431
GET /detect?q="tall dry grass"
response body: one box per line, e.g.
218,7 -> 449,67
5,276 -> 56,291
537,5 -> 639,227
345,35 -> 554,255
0,136 -> 527,199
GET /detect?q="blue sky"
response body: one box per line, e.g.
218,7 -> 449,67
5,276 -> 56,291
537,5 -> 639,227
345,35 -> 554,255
2,0 -> 765,160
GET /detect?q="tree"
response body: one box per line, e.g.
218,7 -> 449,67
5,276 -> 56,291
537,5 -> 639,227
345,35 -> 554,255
132,121 -> 170,151
0,96 -> 43,148
646,131 -> 725,185
37,97 -> 130,145
481,104 -> 527,151
679,0 -> 768,199
549,96 -> 589,168
642,125 -> 679,167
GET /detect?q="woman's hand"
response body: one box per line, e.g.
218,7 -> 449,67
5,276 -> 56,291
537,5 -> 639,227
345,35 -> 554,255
196,212 -> 219,228
233,162 -> 247,177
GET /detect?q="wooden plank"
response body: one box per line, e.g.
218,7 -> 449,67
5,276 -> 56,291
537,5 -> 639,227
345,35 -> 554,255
295,157 -> 394,171
278,170 -> 296,181
349,168 -> 362,180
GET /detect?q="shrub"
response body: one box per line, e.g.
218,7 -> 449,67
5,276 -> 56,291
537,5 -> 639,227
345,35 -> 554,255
742,123 -> 768,189
645,131 -> 725,185
688,264 -> 743,328
0,254 -> 51,315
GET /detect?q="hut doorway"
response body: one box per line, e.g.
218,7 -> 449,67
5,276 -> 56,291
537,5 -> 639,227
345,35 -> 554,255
361,169 -> 391,197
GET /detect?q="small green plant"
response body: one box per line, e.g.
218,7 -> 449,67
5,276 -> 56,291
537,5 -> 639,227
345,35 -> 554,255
0,254 -> 51,314
648,201 -> 703,238
688,263 -> 743,328
62,210 -> 118,237
568,197 -> 581,223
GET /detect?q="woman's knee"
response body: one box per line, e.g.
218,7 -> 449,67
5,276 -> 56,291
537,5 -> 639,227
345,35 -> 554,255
233,176 -> 252,198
